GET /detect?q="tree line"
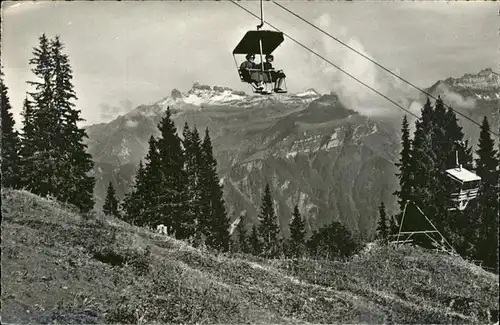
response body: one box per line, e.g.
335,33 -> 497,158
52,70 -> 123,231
224,183 -> 361,259
375,96 -> 499,273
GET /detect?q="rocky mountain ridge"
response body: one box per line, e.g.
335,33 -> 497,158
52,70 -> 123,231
85,68 -> 498,239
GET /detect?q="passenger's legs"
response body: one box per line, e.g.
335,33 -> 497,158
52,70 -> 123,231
251,71 -> 264,89
277,77 -> 284,90
276,71 -> 285,91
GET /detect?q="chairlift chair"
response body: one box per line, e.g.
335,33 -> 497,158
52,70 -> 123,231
444,145 -> 481,211
233,29 -> 288,95
445,166 -> 481,211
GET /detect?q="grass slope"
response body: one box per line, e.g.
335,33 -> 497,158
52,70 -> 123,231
1,189 -> 498,324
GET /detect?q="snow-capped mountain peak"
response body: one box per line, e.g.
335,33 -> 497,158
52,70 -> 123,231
157,82 -> 248,107
443,68 -> 499,91
296,88 -> 320,97
154,82 -> 322,111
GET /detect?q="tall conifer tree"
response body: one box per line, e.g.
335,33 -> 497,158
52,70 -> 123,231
288,205 -> 306,258
376,201 -> 389,244
183,122 -> 203,239
156,108 -> 190,238
20,34 -> 94,211
142,135 -> 164,228
19,97 -> 37,189
407,98 -> 436,233
103,181 -> 119,217
474,117 -> 499,269
1,70 -> 21,188
389,215 -> 399,236
235,213 -> 249,253
257,183 -> 281,258
199,127 -> 230,251
393,115 -> 412,227
23,34 -> 59,197
50,36 -> 95,211
122,160 -> 147,225
249,224 -> 262,256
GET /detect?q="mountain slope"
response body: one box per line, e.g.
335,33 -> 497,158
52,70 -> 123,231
84,68 -> 499,238
2,189 -> 498,324
85,86 -> 399,238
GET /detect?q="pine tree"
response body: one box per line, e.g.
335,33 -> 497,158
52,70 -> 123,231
50,36 -> 95,211
19,34 -> 94,211
249,225 -> 262,256
432,96 -> 451,167
431,97 -> 458,215
444,105 -> 467,166
235,213 -> 249,253
257,183 -> 281,258
122,160 -> 147,225
23,34 -> 60,198
403,99 -> 436,236
156,108 -> 189,238
1,70 -> 21,188
288,205 -> 306,258
376,201 -> 389,244
389,215 -> 399,236
183,122 -> 203,240
439,106 -> 473,248
19,97 -> 37,189
393,115 -> 413,229
142,135 -> 165,229
103,181 -> 119,217
474,117 -> 499,269
199,127 -> 230,251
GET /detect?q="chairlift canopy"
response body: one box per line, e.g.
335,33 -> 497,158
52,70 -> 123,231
445,168 -> 481,183
233,30 -> 284,55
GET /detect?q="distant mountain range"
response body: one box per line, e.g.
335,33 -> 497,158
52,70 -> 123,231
84,68 -> 499,239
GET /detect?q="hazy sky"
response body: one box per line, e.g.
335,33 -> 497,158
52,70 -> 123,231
2,1 -> 498,126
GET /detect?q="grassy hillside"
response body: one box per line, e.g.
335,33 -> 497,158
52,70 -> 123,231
1,189 -> 498,324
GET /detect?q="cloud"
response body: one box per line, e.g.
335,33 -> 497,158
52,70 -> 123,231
433,83 -> 476,110
99,99 -> 134,121
286,13 -> 417,118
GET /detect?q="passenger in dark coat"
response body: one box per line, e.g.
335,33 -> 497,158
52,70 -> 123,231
263,54 -> 286,91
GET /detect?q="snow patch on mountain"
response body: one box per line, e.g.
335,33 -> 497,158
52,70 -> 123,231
243,160 -> 263,173
117,138 -> 131,162
281,180 -> 291,191
125,120 -> 139,128
324,132 -> 340,150
474,93 -> 500,100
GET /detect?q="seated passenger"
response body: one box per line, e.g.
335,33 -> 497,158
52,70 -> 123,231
263,54 -> 286,92
240,54 -> 263,90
